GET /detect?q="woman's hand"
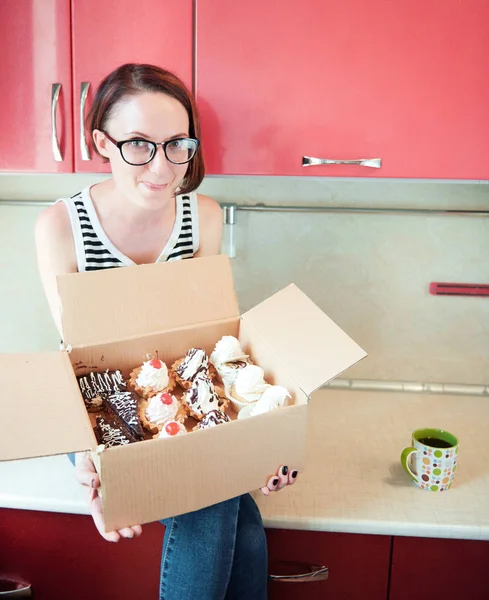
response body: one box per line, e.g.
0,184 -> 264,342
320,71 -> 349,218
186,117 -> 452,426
75,452 -> 143,542
260,465 -> 298,496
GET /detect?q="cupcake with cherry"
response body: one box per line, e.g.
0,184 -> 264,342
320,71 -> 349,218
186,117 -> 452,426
157,420 -> 187,439
140,391 -> 187,436
129,357 -> 176,399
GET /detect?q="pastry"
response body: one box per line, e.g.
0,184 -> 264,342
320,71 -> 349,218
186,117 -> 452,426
94,414 -> 136,448
182,373 -> 227,420
194,409 -> 230,430
171,348 -> 216,390
155,420 -> 187,439
129,357 -> 175,399
77,369 -> 126,412
210,336 -> 251,386
237,385 -> 291,419
141,392 -> 187,435
106,388 -> 144,440
228,365 -> 269,406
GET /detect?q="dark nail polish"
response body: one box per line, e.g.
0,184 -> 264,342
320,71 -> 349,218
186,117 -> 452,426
282,466 -> 288,476
272,477 -> 279,486
291,470 -> 298,478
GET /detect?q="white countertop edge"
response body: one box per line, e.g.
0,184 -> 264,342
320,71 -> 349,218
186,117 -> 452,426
261,516 -> 489,541
2,494 -> 486,541
0,495 -> 90,516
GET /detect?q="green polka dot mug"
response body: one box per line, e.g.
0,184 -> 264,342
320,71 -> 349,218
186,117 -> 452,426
400,428 -> 459,491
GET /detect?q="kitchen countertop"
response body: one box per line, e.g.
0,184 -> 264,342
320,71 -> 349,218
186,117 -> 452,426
1,389 -> 488,541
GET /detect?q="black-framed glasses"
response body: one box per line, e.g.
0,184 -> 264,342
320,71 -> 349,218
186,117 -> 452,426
102,131 -> 200,166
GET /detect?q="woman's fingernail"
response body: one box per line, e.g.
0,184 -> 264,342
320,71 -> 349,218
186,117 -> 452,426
291,470 -> 298,478
272,477 -> 279,486
282,466 -> 288,476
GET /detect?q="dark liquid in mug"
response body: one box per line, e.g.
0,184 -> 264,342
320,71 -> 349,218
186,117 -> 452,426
418,437 -> 452,448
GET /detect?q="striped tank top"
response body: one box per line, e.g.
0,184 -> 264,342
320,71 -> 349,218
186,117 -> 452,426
59,187 -> 199,272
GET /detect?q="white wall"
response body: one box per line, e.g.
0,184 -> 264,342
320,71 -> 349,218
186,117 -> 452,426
0,174 -> 487,384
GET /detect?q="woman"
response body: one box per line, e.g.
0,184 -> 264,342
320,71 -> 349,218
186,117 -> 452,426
35,63 -> 298,599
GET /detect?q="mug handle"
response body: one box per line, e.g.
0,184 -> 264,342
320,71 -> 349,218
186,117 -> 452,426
400,447 -> 419,482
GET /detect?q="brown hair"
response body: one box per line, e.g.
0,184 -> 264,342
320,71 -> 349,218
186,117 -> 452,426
87,63 -> 204,195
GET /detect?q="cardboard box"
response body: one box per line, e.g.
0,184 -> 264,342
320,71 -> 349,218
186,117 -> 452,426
0,255 -> 366,531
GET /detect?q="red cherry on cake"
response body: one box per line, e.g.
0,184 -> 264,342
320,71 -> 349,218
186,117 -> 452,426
150,358 -> 163,369
165,421 -> 181,436
160,393 -> 173,405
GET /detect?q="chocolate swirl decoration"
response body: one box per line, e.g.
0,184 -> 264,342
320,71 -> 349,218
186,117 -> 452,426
198,409 -> 230,429
176,348 -> 209,382
186,374 -> 220,415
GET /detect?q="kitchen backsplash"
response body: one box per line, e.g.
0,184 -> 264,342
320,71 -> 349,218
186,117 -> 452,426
0,174 -> 487,385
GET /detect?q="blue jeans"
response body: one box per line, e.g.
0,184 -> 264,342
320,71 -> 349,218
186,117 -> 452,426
159,494 -> 268,600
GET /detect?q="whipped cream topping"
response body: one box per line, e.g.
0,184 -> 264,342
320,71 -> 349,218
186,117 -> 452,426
210,336 -> 248,366
158,420 -> 186,438
185,375 -> 219,416
248,385 -> 291,416
215,360 -> 250,386
145,393 -> 179,427
136,359 -> 169,391
177,348 -> 209,382
234,365 -> 269,403
198,409 -> 230,429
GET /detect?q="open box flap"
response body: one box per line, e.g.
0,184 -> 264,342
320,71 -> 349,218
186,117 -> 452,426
242,284 -> 367,395
58,255 -> 239,347
0,352 -> 95,461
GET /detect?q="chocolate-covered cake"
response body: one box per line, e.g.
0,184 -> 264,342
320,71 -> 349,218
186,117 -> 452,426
106,389 -> 144,440
95,414 -> 136,447
77,369 -> 126,412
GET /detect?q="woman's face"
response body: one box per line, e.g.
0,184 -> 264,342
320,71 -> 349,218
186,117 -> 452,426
94,92 -> 190,210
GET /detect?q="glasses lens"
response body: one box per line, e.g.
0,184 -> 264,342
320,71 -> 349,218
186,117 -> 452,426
121,140 -> 155,165
165,139 -> 198,164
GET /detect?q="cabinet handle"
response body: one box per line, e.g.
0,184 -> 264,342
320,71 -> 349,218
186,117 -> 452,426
80,82 -> 91,161
0,575 -> 31,597
269,564 -> 329,583
303,156 -> 381,168
51,83 -> 62,162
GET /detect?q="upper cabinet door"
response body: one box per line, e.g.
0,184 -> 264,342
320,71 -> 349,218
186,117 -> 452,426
0,0 -> 73,173
72,0 -> 193,173
196,1 -> 489,179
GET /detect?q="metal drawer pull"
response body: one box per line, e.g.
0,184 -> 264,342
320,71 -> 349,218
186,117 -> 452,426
80,82 -> 91,161
303,156 -> 381,168
222,204 -> 237,258
51,83 -> 62,162
269,564 -> 329,583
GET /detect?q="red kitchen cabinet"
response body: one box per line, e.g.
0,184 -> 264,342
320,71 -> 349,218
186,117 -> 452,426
389,536 -> 489,600
196,0 -> 489,179
2,509 -> 488,600
0,0 -> 192,174
71,0 -> 192,173
0,0 -> 73,173
0,508 -> 165,600
266,529 -> 391,599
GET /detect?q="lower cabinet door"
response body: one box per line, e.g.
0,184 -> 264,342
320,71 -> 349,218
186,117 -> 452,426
0,509 -> 164,600
266,529 -> 391,600
389,536 -> 489,600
